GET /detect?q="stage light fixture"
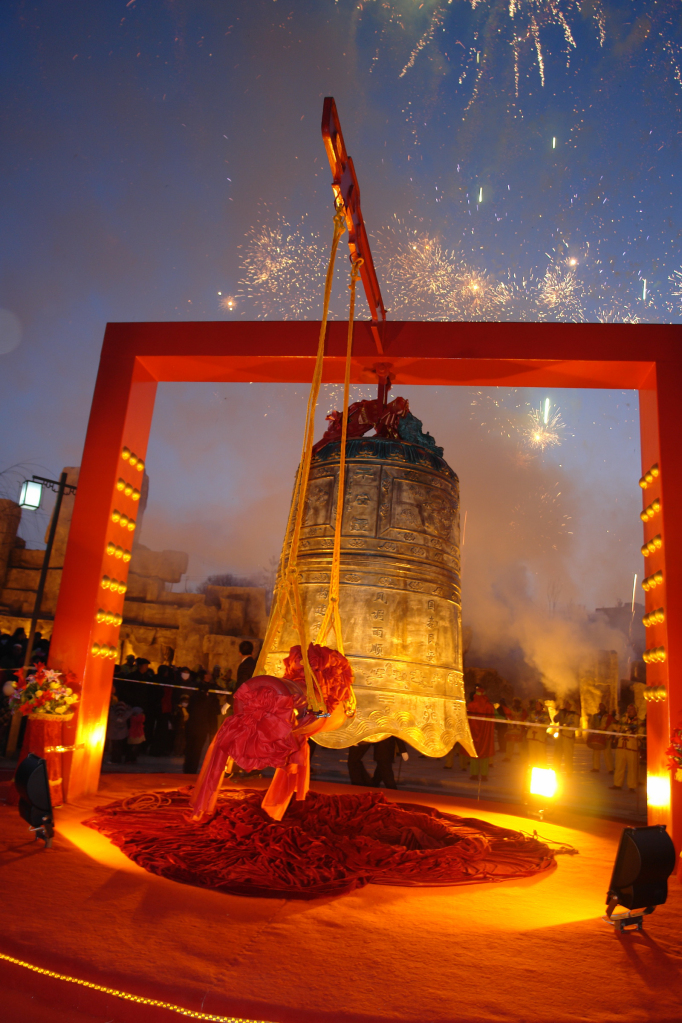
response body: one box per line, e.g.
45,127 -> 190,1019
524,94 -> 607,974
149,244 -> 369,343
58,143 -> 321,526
14,753 -> 54,847
122,446 -> 131,460
19,480 -> 42,510
605,825 -> 676,932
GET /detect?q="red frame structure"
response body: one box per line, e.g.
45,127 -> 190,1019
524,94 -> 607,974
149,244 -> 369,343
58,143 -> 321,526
50,319 -> 681,856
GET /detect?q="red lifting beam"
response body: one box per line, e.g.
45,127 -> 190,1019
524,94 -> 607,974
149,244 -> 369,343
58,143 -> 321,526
322,96 -> 387,354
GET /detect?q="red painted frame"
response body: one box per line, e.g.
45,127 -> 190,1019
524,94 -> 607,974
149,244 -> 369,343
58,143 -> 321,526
50,319 -> 682,857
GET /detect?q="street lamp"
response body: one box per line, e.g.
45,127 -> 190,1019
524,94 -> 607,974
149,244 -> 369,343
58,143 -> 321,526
19,480 -> 43,510
6,473 -> 77,756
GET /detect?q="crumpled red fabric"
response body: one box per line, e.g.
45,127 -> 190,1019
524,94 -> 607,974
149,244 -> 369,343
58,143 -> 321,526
189,645 -> 354,822
84,788 -> 558,900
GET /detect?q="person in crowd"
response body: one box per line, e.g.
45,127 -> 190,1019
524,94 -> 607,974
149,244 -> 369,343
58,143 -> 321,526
526,700 -> 550,766
117,654 -> 137,678
506,697 -> 526,758
121,658 -> 156,739
443,741 -> 470,771
467,686 -> 496,781
235,641 -> 257,692
183,674 -> 221,774
610,703 -> 644,792
107,697 -> 133,763
151,664 -> 175,755
173,694 -> 190,756
371,736 -> 408,789
495,698 -> 512,761
556,699 -> 580,776
588,702 -> 615,774
125,706 -> 146,763
348,741 -> 373,785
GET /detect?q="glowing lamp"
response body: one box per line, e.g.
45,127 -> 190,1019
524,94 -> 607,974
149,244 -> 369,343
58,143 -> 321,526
645,471 -> 654,485
655,570 -> 663,585
120,513 -> 129,527
95,609 -> 104,623
114,546 -> 123,559
641,544 -> 650,557
640,511 -> 648,523
116,478 -> 125,492
118,582 -> 127,594
122,447 -> 131,460
131,488 -> 140,501
647,775 -> 671,810
651,463 -> 660,477
122,550 -> 131,562
111,509 -> 121,524
124,483 -> 133,497
136,460 -> 144,473
19,480 -> 43,510
654,535 -> 662,549
101,575 -> 110,590
639,477 -> 647,489
129,453 -> 138,467
653,498 -> 661,512
106,542 -> 115,556
530,767 -> 558,798
91,642 -> 101,656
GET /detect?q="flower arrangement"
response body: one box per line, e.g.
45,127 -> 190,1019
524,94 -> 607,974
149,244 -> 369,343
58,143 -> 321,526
665,723 -> 682,778
9,665 -> 80,718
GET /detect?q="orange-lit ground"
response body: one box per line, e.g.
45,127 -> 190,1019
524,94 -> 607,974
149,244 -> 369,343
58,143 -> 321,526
1,775 -> 681,1023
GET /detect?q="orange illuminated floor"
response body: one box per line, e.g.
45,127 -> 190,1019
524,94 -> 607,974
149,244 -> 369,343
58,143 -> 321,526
1,774 -> 681,1023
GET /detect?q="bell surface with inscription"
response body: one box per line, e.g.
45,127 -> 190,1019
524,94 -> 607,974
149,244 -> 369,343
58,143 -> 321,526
264,405 -> 475,758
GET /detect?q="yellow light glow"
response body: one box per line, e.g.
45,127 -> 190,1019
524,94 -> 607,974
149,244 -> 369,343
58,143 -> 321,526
129,454 -> 138,467
87,722 -> 107,751
122,550 -> 131,562
136,460 -> 144,473
116,478 -> 125,491
647,774 -> 671,809
106,542 -> 115,556
124,483 -> 133,497
530,767 -> 558,798
127,519 -> 135,531
131,488 -> 140,501
121,447 -> 130,460
101,576 -> 110,590
111,510 -> 120,523
91,643 -> 101,656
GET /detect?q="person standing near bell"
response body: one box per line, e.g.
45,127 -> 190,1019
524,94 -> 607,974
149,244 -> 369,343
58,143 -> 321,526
467,686 -> 495,782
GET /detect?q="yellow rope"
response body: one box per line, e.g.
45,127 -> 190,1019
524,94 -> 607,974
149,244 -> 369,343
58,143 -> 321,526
317,256 -> 363,654
255,207 -> 346,710
0,951 -> 273,1023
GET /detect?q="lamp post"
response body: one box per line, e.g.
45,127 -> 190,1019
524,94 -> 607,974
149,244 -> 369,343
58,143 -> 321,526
5,473 -> 77,756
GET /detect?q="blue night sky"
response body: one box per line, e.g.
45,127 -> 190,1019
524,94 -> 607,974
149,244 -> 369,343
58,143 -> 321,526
1,2 -> 679,678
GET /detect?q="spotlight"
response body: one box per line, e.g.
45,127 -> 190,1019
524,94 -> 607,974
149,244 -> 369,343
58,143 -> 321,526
14,753 -> 54,847
605,825 -> 676,932
526,766 -> 558,822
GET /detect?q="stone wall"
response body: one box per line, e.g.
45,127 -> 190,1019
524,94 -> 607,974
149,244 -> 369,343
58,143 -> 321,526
0,469 -> 266,673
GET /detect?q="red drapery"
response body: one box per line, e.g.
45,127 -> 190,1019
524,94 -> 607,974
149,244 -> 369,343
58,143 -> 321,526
84,788 -> 556,899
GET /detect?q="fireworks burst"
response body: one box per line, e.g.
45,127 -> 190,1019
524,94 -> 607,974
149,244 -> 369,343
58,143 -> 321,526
218,294 -> 236,312
536,260 -> 584,319
525,400 -> 565,451
236,214 -> 326,319
373,217 -> 463,318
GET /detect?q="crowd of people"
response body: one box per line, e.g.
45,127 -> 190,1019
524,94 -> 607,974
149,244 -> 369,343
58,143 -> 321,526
106,641 -> 258,774
344,688 -> 647,794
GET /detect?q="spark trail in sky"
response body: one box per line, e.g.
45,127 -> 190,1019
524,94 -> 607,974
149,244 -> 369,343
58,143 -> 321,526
525,402 -> 565,450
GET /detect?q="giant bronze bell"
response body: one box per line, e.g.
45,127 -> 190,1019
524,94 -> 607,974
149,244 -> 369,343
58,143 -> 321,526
263,405 -> 475,758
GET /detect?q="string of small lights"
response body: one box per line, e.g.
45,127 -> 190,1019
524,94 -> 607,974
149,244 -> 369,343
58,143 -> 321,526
0,951 -> 273,1023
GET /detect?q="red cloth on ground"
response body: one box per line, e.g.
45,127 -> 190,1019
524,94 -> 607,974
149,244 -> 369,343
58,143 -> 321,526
84,787 -> 556,899
467,693 -> 496,758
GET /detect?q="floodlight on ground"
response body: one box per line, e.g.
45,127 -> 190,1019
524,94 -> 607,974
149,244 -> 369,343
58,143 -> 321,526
14,753 -> 54,847
647,774 -> 671,809
19,480 -> 42,509
530,767 -> 558,798
605,825 -> 676,932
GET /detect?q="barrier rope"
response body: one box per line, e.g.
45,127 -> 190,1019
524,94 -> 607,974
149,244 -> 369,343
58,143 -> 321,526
0,951 -> 273,1022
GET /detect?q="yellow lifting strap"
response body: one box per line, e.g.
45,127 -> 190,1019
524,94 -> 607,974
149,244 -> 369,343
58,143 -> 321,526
255,207 -> 348,711
316,256 -> 363,653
